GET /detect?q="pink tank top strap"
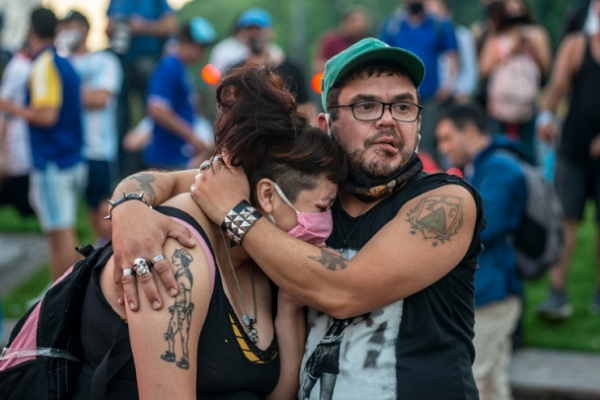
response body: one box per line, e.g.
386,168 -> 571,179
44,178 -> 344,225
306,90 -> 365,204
169,217 -> 216,296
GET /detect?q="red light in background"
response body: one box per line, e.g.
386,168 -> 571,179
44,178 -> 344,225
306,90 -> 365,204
446,167 -> 463,178
201,64 -> 221,85
311,72 -> 323,94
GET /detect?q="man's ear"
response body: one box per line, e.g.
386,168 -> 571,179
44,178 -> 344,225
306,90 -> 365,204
317,112 -> 331,134
255,178 -> 275,214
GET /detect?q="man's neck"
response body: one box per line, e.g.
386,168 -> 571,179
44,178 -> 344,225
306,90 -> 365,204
73,44 -> 89,56
469,135 -> 492,160
338,192 -> 386,218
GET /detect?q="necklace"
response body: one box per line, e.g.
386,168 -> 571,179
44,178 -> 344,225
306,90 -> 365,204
220,231 -> 259,343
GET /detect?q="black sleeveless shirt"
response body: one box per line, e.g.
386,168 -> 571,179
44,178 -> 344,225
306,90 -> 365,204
74,207 -> 280,400
300,172 -> 485,400
560,36 -> 600,163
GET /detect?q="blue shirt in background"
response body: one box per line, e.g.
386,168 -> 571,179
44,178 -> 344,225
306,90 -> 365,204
107,0 -> 173,64
144,53 -> 196,169
464,136 -> 528,308
379,12 -> 457,100
27,47 -> 82,170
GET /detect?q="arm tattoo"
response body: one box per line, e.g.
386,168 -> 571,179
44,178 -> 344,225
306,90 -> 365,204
160,248 -> 194,370
125,173 -> 157,205
405,194 -> 464,247
309,249 -> 348,271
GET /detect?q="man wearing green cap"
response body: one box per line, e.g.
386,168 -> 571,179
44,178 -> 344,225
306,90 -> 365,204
109,38 -> 484,399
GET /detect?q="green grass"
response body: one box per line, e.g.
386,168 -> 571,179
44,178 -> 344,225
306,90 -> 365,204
522,204 -> 600,352
1,203 -> 95,320
2,203 -> 600,351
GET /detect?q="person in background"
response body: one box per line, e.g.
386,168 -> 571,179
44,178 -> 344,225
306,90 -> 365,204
478,0 -> 551,160
379,0 -> 458,160
144,17 -> 215,170
0,7 -> 85,281
437,103 -> 527,400
426,0 -> 478,104
535,0 -> 600,319
232,8 -> 317,125
123,114 -> 214,169
313,6 -> 369,74
0,44 -> 33,218
106,0 -> 177,177
57,10 -> 122,246
208,8 -> 284,76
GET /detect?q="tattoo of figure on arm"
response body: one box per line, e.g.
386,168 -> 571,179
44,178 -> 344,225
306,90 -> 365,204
125,173 -> 157,205
160,249 -> 194,369
309,249 -> 348,271
405,195 -> 464,247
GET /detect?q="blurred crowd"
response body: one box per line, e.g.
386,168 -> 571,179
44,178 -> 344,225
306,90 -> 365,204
0,0 -> 599,398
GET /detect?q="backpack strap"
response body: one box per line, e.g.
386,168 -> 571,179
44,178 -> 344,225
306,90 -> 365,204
89,323 -> 132,400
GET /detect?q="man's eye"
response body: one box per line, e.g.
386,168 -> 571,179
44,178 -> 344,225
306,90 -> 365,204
394,103 -> 411,112
356,102 -> 376,111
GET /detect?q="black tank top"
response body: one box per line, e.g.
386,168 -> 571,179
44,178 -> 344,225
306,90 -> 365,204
302,172 -> 485,400
560,36 -> 600,163
74,207 -> 280,399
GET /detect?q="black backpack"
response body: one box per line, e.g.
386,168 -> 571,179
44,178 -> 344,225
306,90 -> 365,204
0,243 -> 132,400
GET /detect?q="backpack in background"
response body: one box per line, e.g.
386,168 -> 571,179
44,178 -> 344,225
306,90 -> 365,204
487,47 -> 540,123
0,243 -> 131,400
513,161 -> 564,280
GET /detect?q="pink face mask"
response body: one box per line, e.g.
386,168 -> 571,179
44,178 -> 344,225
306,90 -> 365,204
273,183 -> 334,245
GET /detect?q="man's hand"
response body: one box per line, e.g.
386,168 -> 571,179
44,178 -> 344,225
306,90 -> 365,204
536,121 -> 559,143
191,157 -> 251,224
590,134 -> 600,159
111,201 -> 196,311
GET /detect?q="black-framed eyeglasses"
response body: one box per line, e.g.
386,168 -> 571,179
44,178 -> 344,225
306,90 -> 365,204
329,101 -> 423,122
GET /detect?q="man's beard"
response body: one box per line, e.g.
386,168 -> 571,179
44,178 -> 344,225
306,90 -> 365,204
334,127 -> 415,181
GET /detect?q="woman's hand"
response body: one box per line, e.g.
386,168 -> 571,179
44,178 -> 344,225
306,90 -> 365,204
111,200 -> 196,311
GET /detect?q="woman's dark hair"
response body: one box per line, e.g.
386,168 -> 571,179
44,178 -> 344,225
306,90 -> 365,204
215,65 -> 348,203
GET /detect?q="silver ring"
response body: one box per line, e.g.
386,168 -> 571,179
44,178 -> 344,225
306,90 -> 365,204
123,268 -> 133,276
212,155 -> 223,163
133,258 -> 150,276
152,254 -> 165,266
199,161 -> 211,171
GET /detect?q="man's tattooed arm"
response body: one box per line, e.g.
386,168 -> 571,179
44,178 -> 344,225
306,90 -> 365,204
405,194 -> 464,247
309,249 -> 348,271
111,171 -> 168,206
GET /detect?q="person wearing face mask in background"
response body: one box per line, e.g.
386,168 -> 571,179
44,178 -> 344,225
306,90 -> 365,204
379,0 -> 459,162
478,0 -> 552,162
56,10 -> 122,247
208,8 -> 284,76
228,8 -> 318,126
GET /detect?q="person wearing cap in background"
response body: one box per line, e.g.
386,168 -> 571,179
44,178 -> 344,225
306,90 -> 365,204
208,7 -> 284,75
57,10 -> 123,247
229,8 -> 317,125
109,37 -> 485,399
0,7 -> 85,283
143,17 -> 215,171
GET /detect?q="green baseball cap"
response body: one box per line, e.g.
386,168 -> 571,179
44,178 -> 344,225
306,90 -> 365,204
321,38 -> 425,110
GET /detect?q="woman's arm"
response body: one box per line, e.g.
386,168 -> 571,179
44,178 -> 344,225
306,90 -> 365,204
124,236 -> 213,400
265,290 -> 306,400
